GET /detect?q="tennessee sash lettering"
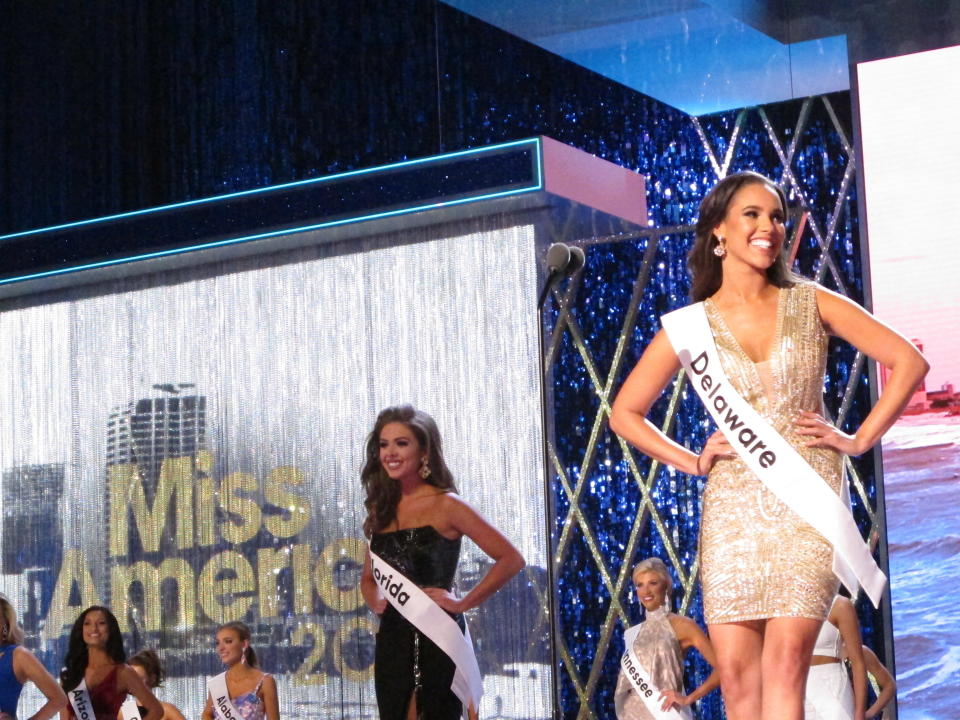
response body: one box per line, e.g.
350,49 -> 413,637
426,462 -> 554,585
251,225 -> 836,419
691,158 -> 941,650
369,546 -> 483,716
207,672 -> 244,720
661,302 -> 886,607
621,624 -> 692,720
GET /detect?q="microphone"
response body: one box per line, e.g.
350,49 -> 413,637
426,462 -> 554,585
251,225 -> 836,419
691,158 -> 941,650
537,243 -> 584,309
545,243 -> 572,274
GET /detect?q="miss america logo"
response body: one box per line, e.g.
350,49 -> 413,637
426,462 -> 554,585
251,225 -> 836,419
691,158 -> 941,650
372,566 -> 411,606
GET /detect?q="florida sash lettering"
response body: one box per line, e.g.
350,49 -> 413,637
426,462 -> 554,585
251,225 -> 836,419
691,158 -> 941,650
369,546 -> 483,715
120,696 -> 143,720
621,625 -> 691,720
208,672 -> 244,720
661,303 -> 886,607
68,679 -> 95,720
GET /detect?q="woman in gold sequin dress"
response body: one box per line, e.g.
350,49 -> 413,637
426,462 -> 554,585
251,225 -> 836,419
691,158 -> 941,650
610,172 -> 927,720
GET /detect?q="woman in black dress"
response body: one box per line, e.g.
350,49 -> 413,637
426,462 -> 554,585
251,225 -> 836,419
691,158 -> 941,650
359,405 -> 525,720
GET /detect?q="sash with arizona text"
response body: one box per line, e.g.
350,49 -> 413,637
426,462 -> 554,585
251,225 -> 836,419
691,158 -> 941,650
621,624 -> 692,720
368,546 -> 483,715
68,679 -> 95,720
207,672 -> 244,720
660,302 -> 886,607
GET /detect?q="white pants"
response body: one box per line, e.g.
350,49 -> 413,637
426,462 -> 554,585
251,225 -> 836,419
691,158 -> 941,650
804,661 -> 854,720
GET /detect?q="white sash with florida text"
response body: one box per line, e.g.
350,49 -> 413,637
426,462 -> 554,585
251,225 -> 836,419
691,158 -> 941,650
369,546 -> 483,715
621,624 -> 692,720
208,672 -> 245,720
661,303 -> 886,607
120,696 -> 143,720
68,679 -> 95,720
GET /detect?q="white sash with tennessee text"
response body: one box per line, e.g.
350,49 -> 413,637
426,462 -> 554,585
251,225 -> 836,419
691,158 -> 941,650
208,672 -> 244,720
660,303 -> 886,607
68,679 -> 95,720
369,546 -> 483,715
120,696 -> 143,720
621,624 -> 691,720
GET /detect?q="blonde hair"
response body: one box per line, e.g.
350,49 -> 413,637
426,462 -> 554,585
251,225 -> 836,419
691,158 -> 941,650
631,557 -> 674,598
0,595 -> 26,645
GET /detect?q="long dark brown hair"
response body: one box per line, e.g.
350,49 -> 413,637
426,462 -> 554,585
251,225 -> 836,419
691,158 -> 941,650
361,405 -> 456,536
60,606 -> 126,692
688,171 -> 801,301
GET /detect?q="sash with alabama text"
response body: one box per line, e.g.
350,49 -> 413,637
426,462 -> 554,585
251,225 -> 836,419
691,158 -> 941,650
368,546 -> 483,715
207,672 -> 244,720
660,302 -> 886,606
621,624 -> 692,720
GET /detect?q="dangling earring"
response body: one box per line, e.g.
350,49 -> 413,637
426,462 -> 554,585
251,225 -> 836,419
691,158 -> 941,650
419,456 -> 432,480
241,645 -> 248,664
713,235 -> 726,258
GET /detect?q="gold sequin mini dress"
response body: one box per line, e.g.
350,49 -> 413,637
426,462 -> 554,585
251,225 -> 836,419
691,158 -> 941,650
699,282 -> 841,624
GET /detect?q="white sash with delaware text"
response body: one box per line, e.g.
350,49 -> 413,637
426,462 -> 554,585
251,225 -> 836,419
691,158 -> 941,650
621,624 -> 691,720
68,679 -> 95,720
208,672 -> 245,720
369,547 -> 483,714
661,303 -> 886,607
120,696 -> 143,720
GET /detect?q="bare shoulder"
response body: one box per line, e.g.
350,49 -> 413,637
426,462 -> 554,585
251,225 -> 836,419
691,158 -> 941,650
434,491 -> 478,519
667,613 -> 701,636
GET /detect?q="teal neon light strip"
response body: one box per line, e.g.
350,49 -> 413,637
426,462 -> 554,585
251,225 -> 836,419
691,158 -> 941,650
0,183 -> 543,286
0,137 -> 541,241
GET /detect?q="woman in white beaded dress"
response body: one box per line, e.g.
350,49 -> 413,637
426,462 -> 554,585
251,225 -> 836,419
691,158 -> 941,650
610,172 -> 927,720
615,558 -> 719,719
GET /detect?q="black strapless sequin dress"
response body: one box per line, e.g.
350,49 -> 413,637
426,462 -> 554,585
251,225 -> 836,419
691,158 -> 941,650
371,526 -> 464,720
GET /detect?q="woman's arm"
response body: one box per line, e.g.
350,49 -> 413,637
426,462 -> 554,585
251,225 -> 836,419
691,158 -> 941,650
117,665 -> 164,720
160,701 -> 186,720
259,674 -> 280,720
12,647 -> 68,720
833,597 -> 868,720
861,645 -> 895,719
660,616 -> 720,709
360,551 -> 387,614
610,329 -> 733,475
423,495 -> 524,613
201,694 -> 214,720
796,289 -> 929,455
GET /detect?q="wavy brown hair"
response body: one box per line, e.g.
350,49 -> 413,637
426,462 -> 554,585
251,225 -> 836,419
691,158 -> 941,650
688,171 -> 801,301
129,648 -> 165,688
362,405 -> 456,536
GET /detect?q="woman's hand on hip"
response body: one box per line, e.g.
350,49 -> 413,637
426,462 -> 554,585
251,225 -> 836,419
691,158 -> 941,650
794,410 -> 866,455
696,430 -> 734,475
423,587 -> 465,613
659,689 -> 690,709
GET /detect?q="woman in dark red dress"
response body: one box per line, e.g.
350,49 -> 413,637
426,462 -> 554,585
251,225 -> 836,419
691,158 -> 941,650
58,606 -> 162,720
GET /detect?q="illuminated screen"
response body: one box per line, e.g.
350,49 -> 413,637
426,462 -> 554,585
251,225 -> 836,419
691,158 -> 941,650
0,223 -> 551,718
859,44 -> 960,719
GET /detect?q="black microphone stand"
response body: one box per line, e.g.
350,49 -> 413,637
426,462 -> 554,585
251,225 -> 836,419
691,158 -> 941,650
536,244 -> 582,719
